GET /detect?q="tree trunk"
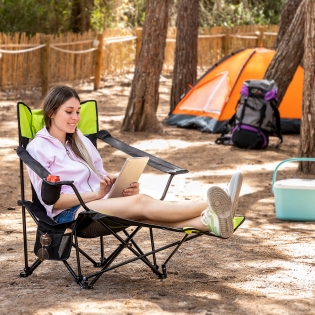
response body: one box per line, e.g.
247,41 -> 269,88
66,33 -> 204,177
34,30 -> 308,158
274,0 -> 304,49
121,0 -> 170,133
70,0 -> 92,33
170,0 -> 199,113
298,0 -> 315,173
264,0 -> 305,106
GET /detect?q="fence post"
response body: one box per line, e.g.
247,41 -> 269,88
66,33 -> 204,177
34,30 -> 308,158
135,28 -> 143,63
94,32 -> 104,91
224,27 -> 230,56
41,35 -> 51,97
257,26 -> 265,47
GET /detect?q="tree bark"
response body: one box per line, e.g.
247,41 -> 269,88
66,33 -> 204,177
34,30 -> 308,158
70,0 -> 92,33
121,0 -> 170,133
264,0 -> 305,106
274,0 -> 304,49
298,0 -> 315,173
170,0 -> 199,113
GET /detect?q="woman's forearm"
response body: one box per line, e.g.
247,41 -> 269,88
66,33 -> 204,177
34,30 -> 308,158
52,175 -> 115,210
53,191 -> 100,210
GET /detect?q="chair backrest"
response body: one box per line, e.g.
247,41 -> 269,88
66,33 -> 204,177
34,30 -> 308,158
17,100 -> 99,221
17,100 -> 99,148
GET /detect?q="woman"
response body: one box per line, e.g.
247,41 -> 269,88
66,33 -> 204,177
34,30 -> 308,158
26,86 -> 243,239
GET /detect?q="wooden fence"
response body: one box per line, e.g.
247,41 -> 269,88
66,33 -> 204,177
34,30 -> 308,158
0,25 -> 278,95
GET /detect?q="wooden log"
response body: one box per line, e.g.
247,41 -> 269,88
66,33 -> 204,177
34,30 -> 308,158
93,32 -> 104,91
41,35 -> 51,97
256,26 -> 265,47
224,27 -> 230,56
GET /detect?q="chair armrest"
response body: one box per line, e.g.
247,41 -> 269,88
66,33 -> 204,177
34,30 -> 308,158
97,130 -> 188,175
42,179 -> 74,186
16,146 -> 90,211
17,146 -> 50,179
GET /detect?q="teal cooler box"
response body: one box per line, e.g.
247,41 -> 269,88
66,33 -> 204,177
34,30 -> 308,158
272,158 -> 315,221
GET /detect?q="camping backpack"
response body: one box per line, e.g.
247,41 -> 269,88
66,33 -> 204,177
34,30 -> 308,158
216,79 -> 283,149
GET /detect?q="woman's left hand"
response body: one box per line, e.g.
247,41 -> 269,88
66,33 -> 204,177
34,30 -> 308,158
122,182 -> 140,196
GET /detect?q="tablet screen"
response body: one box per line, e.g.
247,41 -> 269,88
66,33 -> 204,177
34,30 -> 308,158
107,157 -> 149,198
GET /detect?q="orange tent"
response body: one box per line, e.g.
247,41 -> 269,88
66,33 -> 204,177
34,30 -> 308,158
166,47 -> 303,134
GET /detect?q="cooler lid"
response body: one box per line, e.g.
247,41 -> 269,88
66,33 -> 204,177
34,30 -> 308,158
274,178 -> 315,190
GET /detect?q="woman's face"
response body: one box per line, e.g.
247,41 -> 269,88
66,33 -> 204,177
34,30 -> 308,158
49,97 -> 80,142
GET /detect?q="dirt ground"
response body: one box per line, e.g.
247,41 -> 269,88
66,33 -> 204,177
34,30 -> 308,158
0,76 -> 315,315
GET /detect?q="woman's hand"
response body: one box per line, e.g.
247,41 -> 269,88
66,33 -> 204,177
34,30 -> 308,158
96,173 -> 116,199
122,182 -> 140,197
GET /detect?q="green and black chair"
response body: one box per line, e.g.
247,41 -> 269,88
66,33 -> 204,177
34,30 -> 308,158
16,100 -> 245,289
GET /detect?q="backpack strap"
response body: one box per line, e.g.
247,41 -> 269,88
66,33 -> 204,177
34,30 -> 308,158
215,113 -> 236,145
257,102 -> 267,130
237,97 -> 247,124
215,134 -> 233,145
270,102 -> 283,148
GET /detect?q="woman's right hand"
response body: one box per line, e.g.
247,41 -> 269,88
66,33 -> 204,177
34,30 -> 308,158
95,174 -> 116,199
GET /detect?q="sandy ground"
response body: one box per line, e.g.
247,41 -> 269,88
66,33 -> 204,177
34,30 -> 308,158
0,76 -> 315,315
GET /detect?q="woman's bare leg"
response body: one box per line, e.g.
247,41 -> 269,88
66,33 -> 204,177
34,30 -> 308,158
82,194 -> 207,223
77,184 -> 237,238
78,194 -> 208,231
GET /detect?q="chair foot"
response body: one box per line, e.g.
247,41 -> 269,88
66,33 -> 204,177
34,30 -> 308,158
20,259 -> 42,277
77,277 -> 93,289
94,258 -> 107,267
162,264 -> 167,279
20,268 -> 33,277
80,282 -> 93,289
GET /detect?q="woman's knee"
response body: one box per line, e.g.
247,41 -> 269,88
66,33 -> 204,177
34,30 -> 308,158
131,194 -> 153,214
133,193 -> 153,205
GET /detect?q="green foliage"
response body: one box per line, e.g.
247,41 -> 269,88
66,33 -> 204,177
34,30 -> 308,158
0,0 -> 116,35
90,0 -> 116,30
0,0 -> 72,35
199,0 -> 285,27
259,0 -> 285,24
113,0 -> 146,27
0,0 -> 286,35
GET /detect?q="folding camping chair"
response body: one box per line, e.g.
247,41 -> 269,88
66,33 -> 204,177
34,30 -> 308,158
16,100 -> 245,289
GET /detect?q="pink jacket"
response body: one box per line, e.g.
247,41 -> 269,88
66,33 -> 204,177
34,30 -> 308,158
26,127 -> 107,218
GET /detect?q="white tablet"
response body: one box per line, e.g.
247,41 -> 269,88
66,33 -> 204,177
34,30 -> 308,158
107,157 -> 149,198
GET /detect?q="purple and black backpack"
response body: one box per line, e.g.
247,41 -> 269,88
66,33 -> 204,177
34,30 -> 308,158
216,79 -> 283,149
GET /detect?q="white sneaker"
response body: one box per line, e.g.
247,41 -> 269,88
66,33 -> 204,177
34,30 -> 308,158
201,186 -> 233,238
224,172 -> 243,217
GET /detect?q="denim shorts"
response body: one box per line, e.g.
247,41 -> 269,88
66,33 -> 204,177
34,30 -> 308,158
54,205 -> 81,224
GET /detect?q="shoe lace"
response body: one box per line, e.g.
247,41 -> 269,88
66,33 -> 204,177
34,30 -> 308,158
224,183 -> 230,195
201,208 -> 209,226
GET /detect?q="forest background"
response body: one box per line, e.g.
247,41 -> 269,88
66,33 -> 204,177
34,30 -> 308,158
0,0 -> 284,35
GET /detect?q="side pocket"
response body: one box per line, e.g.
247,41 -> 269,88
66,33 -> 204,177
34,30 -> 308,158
34,220 -> 74,261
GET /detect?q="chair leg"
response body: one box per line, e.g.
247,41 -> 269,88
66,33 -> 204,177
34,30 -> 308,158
161,233 -> 202,278
98,236 -> 106,266
20,258 -> 42,277
149,228 -> 158,269
21,206 -> 29,271
20,205 -> 43,277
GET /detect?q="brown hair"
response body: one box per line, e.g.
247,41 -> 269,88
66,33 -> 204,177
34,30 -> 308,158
43,86 -> 100,178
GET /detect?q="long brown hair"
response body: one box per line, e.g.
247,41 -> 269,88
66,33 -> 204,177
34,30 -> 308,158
43,86 -> 100,177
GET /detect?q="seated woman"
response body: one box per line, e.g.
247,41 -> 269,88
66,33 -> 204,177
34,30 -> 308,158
26,86 -> 243,239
